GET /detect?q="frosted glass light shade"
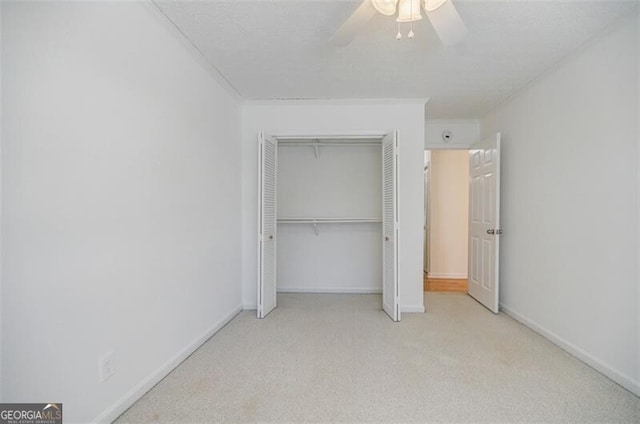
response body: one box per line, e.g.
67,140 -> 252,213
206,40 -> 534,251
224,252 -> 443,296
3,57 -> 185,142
371,0 -> 398,16
396,0 -> 423,23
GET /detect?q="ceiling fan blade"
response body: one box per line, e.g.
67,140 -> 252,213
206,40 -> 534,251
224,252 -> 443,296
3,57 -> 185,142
425,0 -> 467,47
329,0 -> 377,47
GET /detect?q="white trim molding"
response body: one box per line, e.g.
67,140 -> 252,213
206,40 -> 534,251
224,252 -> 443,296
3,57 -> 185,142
265,129 -> 391,141
243,98 -> 430,107
636,8 -> 640,399
93,305 -> 243,424
426,273 -> 468,279
401,304 -> 426,313
247,297 -> 425,314
500,303 -> 640,397
145,1 -> 242,100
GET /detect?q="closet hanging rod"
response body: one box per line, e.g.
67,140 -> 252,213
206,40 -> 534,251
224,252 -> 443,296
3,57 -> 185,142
277,141 -> 382,146
273,134 -> 386,141
277,218 -> 382,223
277,217 -> 382,235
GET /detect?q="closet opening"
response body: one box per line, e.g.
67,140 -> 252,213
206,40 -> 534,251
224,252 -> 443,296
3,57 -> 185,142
258,131 -> 400,322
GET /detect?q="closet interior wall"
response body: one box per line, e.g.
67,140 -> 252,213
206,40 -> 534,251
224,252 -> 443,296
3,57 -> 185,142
276,140 -> 382,293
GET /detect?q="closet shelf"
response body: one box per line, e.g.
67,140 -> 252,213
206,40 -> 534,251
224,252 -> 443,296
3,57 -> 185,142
278,139 -> 381,159
277,217 -> 382,235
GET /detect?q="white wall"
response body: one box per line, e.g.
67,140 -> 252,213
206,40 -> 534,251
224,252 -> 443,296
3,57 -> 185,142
2,2 -> 242,422
481,16 -> 639,394
277,224 -> 383,293
277,144 -> 381,218
0,1 -> 3,401
426,119 -> 478,149
637,11 -> 640,388
277,144 -> 382,293
428,150 -> 469,279
242,100 -> 426,313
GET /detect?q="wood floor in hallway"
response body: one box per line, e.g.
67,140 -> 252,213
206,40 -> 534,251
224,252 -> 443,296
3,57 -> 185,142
424,273 -> 468,292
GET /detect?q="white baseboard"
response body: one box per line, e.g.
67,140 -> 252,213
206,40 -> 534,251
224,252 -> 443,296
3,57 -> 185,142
277,288 -> 382,294
249,291 -> 424,315
401,304 -> 425,313
500,304 -> 640,397
93,305 -> 243,424
426,273 -> 468,279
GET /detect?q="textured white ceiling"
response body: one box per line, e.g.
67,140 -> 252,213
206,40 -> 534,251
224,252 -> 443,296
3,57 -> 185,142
154,0 -> 637,118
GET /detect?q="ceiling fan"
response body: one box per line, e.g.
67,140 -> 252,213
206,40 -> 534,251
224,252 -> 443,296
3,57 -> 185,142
330,0 -> 467,46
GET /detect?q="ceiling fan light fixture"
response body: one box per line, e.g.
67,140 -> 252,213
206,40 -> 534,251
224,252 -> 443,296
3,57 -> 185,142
424,0 -> 448,12
371,0 -> 398,16
396,0 -> 423,23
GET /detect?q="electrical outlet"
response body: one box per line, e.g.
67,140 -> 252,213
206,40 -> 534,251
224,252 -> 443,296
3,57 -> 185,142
99,351 -> 115,383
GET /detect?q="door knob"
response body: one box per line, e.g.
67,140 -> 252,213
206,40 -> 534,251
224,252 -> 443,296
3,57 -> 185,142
385,236 -> 389,241
486,229 -> 495,235
269,235 -> 274,240
497,229 -> 503,235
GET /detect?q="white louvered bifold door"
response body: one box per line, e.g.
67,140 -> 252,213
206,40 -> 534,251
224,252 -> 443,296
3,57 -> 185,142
258,132 -> 277,319
382,131 -> 399,322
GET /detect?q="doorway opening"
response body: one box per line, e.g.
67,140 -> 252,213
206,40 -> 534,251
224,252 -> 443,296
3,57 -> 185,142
424,149 -> 470,293
423,133 -> 502,314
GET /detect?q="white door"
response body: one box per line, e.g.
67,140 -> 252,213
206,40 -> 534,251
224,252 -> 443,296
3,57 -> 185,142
468,133 -> 501,313
382,131 -> 400,322
258,132 -> 277,319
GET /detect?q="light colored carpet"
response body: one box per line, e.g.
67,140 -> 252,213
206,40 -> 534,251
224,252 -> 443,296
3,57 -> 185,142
115,293 -> 640,423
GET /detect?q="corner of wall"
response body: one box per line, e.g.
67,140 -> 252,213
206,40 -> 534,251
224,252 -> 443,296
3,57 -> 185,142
501,304 -> 640,397
400,304 -> 425,314
636,7 -> 640,386
425,118 -> 479,149
241,101 -> 426,315
3,2 -> 245,419
139,0 -> 242,103
483,13 -> 640,394
92,306 -> 243,424
0,0 -> 3,402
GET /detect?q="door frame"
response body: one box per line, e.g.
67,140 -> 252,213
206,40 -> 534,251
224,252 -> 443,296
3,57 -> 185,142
257,129 -> 400,320
265,130 -> 395,140
422,144 -> 471,282
423,144 -> 473,308
423,156 -> 431,275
